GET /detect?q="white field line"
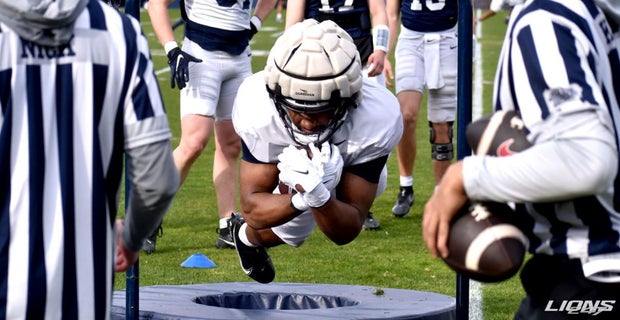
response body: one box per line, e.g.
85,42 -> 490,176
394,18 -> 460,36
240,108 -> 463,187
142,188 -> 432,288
470,11 -> 485,320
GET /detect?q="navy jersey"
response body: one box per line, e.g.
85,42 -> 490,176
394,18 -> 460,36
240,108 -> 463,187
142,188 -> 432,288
399,0 -> 458,32
304,0 -> 372,39
0,1 -> 171,319
304,0 -> 374,63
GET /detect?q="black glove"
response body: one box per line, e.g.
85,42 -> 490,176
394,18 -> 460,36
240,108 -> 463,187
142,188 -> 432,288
249,21 -> 259,40
249,16 -> 261,40
167,47 -> 202,89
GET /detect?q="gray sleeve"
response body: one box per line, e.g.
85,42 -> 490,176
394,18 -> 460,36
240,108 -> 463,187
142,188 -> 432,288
122,140 -> 179,252
463,110 -> 618,203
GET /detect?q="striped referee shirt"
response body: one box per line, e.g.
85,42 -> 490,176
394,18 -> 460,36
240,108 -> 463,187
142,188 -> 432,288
464,0 -> 620,266
0,1 -> 173,319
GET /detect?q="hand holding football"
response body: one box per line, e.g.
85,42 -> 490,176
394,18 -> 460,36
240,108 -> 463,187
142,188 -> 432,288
442,201 -> 527,283
444,111 -> 531,282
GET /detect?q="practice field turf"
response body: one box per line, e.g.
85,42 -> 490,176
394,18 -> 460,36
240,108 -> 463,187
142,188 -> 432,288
114,7 -> 525,320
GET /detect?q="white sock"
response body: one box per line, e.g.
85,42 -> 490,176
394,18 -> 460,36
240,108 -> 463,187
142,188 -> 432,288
238,223 -> 257,247
219,217 -> 229,229
399,176 -> 413,187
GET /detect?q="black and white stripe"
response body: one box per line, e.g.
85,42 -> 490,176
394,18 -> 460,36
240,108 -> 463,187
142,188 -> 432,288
494,0 -> 620,258
0,0 -> 170,319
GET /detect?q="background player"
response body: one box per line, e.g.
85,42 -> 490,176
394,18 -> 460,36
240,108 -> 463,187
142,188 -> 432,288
285,0 -> 390,230
230,19 -> 402,283
146,0 -> 277,251
386,0 -> 459,218
0,0 -> 179,318
286,0 -> 389,86
423,0 -> 620,318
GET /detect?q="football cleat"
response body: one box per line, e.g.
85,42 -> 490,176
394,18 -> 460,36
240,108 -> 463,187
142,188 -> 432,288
215,226 -> 235,249
142,223 -> 163,255
228,213 -> 275,284
363,212 -> 381,230
392,188 -> 414,217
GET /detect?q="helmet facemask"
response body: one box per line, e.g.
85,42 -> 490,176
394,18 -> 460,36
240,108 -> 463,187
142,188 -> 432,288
268,84 -> 357,146
264,19 -> 363,147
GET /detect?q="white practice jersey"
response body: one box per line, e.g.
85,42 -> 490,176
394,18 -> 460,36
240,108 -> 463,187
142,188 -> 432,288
233,71 -> 403,167
185,0 -> 252,31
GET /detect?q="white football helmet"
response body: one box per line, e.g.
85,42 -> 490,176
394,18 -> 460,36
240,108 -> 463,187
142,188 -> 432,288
265,19 -> 363,146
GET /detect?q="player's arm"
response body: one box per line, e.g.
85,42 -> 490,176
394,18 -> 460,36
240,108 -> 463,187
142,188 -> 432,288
304,155 -> 385,245
148,0 -> 201,89
285,0 -> 307,29
147,0 -> 176,48
367,0 -> 389,77
239,159 -> 306,230
311,168 -> 379,245
117,141 -> 179,272
478,10 -> 497,22
384,0 -> 401,86
249,0 -> 279,38
253,0 -> 279,23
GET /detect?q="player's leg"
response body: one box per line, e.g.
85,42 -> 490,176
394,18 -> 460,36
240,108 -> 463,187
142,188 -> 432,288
174,115 -> 215,184
427,30 -> 457,188
213,48 -> 251,248
213,119 -> 241,248
428,121 -> 453,185
230,209 -> 315,283
174,38 -> 220,185
392,30 -> 424,217
393,90 -> 422,217
228,213 -> 277,284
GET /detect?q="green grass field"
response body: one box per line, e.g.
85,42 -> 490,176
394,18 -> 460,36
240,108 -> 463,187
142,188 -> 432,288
114,8 -> 524,320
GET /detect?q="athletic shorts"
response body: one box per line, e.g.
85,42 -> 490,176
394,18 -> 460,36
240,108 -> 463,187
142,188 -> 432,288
179,37 -> 252,120
514,255 -> 620,320
395,25 -> 457,123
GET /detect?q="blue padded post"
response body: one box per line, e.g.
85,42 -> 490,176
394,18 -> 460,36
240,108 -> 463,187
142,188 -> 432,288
124,3 -> 141,320
456,1 -> 473,320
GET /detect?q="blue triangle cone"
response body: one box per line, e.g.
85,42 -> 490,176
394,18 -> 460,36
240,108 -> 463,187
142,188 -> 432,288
181,253 -> 217,268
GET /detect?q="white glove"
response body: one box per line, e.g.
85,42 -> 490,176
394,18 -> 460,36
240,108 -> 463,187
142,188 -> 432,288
277,145 -> 331,208
309,142 -> 343,191
277,146 -> 322,193
290,193 -> 310,212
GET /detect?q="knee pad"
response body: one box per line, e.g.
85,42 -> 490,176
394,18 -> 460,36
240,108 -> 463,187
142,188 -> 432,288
429,122 -> 454,161
431,143 -> 454,161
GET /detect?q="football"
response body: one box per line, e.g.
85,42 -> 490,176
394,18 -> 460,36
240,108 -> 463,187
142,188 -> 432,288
442,201 -> 527,283
466,110 -> 531,156
278,180 -> 295,194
